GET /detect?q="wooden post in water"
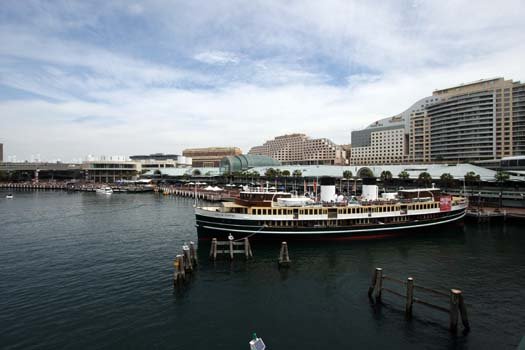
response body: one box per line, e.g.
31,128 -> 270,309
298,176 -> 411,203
458,291 -> 470,331
229,238 -> 234,260
209,238 -> 218,261
368,268 -> 379,298
189,241 -> 197,266
374,268 -> 383,302
449,289 -> 461,332
173,254 -> 185,287
244,237 -> 253,260
182,245 -> 193,273
278,241 -> 291,267
405,277 -> 414,317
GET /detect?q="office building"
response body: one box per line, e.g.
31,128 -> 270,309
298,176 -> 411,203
83,154 -> 191,182
182,147 -> 242,167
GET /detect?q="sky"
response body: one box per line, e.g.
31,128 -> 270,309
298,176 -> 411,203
0,0 -> 524,162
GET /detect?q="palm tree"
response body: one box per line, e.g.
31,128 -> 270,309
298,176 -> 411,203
292,169 -> 302,177
494,170 -> 509,183
495,170 -> 509,208
464,171 -> 480,188
380,170 -> 393,184
398,170 -> 410,180
418,172 -> 432,187
281,170 -> 290,191
440,173 -> 454,191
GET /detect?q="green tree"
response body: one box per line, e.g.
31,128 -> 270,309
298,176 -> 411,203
398,170 -> 410,180
292,169 -> 302,177
281,170 -> 290,191
265,168 -> 277,178
440,173 -> 454,190
495,170 -> 509,208
380,170 -> 393,184
464,171 -> 480,184
418,172 -> 432,187
495,170 -> 510,183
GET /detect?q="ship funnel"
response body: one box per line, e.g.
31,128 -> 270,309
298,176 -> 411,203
320,177 -> 336,202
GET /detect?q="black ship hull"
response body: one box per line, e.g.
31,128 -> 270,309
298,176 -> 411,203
195,209 -> 466,241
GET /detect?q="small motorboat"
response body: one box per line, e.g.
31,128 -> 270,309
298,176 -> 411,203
6,194 -> 14,199
95,186 -> 113,195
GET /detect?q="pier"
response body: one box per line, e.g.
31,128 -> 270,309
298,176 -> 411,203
156,185 -> 238,202
0,181 -> 153,193
209,237 -> 253,261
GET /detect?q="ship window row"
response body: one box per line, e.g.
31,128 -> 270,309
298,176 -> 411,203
409,203 -> 439,210
255,214 -> 443,228
250,205 -> 443,215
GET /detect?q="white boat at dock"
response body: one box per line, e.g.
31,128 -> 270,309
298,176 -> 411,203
95,186 -> 113,195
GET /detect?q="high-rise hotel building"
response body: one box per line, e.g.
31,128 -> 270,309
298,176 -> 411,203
429,78 -> 524,162
351,97 -> 440,164
248,133 -> 347,165
351,77 -> 525,164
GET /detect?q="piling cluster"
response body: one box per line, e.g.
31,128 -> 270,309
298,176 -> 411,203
173,242 -> 198,288
368,267 -> 470,333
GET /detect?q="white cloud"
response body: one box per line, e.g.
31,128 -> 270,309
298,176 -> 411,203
0,0 -> 524,161
194,51 -> 240,65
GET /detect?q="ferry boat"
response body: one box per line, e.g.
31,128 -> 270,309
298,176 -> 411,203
195,178 -> 468,240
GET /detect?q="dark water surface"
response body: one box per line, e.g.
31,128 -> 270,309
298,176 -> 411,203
1,190 -> 524,349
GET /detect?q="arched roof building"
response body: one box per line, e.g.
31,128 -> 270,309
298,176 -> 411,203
220,154 -> 281,174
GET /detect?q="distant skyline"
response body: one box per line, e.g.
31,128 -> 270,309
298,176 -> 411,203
1,0 -> 524,161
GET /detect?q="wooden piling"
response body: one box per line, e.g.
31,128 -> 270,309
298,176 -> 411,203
368,268 -> 379,298
173,254 -> 185,287
229,238 -> 234,260
182,245 -> 193,272
278,241 -> 291,267
458,292 -> 470,331
244,237 -> 253,260
405,277 -> 414,317
209,238 -> 218,261
374,268 -> 383,301
449,289 -> 461,332
189,241 -> 197,266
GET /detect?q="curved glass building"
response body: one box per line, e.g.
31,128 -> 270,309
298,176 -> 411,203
220,154 -> 281,174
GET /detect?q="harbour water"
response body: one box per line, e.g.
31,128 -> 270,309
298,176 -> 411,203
1,190 -> 524,349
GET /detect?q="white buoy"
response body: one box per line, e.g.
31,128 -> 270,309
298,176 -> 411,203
249,333 -> 266,350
